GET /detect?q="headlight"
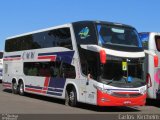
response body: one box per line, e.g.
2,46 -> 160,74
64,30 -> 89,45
140,87 -> 146,95
106,90 -> 113,95
93,84 -> 113,95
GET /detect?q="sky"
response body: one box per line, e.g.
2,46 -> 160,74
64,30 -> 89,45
0,0 -> 160,50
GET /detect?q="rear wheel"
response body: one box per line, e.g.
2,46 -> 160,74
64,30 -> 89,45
19,82 -> 25,96
65,87 -> 77,107
12,82 -> 18,94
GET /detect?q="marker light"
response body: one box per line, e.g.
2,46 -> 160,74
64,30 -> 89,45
100,49 -> 106,64
154,55 -> 158,67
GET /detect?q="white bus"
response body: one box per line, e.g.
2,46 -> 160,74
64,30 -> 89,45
0,51 -> 3,82
139,32 -> 160,99
3,21 -> 146,106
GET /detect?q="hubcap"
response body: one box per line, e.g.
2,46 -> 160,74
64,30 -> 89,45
13,83 -> 17,90
69,91 -> 74,102
20,84 -> 23,93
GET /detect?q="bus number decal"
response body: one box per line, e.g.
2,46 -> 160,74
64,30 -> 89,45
22,51 -> 35,60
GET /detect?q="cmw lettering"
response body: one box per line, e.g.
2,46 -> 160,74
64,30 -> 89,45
22,52 -> 35,60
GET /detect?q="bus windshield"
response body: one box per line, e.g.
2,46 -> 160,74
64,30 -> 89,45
97,24 -> 142,47
100,56 -> 145,88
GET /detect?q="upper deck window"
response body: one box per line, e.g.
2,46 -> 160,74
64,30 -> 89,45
5,27 -> 72,52
97,24 -> 142,48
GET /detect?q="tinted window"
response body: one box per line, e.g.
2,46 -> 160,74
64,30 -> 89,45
155,36 -> 160,51
24,61 -> 76,79
73,22 -> 97,45
32,28 -> 72,49
74,48 -> 99,79
97,24 -> 141,47
0,52 -> 3,59
139,33 -> 149,49
73,22 -> 99,78
5,28 -> 72,52
100,56 -> 145,88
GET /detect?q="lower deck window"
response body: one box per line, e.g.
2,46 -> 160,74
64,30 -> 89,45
24,61 -> 76,79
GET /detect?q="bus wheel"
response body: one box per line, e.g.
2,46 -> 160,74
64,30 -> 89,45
12,82 -> 18,94
19,82 -> 25,96
65,90 -> 69,106
66,87 -> 77,107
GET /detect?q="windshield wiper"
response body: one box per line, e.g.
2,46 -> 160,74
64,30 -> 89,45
107,80 -> 113,85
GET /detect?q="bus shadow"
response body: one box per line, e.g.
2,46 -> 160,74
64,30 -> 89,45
25,93 -> 65,105
3,89 -> 12,93
22,93 -> 141,112
2,89 -> 140,112
3,88 -> 65,104
77,103 -> 140,112
146,98 -> 160,108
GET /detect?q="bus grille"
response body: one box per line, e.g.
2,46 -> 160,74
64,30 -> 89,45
111,92 -> 142,98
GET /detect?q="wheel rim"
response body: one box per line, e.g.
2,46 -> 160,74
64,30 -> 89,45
20,84 -> 24,93
13,83 -> 17,90
69,91 -> 75,103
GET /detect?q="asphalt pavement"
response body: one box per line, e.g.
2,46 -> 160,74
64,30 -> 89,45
0,84 -> 159,120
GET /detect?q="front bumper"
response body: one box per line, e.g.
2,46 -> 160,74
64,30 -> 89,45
97,90 -> 146,106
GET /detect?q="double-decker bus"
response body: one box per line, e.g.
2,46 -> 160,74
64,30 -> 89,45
139,32 -> 160,99
3,21 -> 146,106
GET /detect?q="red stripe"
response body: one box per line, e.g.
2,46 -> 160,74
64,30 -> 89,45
3,84 -> 12,88
42,77 -> 50,94
2,82 -> 11,85
25,88 -> 42,93
3,57 -> 21,61
38,56 -> 56,61
41,91 -> 47,94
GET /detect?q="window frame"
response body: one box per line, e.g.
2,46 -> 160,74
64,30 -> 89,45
5,27 -> 73,52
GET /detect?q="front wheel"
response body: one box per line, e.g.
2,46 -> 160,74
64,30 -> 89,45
65,87 -> 77,107
12,82 -> 18,94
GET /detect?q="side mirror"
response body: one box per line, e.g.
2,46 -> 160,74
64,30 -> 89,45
86,74 -> 91,85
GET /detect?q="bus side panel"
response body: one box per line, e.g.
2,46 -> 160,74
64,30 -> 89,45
148,33 -> 160,99
3,61 -> 22,87
148,55 -> 155,99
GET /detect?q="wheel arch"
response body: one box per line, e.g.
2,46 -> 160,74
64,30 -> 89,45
65,82 -> 79,101
12,77 -> 18,84
18,78 -> 25,91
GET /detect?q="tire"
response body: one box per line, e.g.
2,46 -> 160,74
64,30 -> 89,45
19,82 -> 25,96
12,82 -> 18,94
65,87 -> 77,107
65,90 -> 69,106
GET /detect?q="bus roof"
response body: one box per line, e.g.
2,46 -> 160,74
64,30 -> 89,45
6,24 -> 71,40
6,20 -> 134,40
73,20 -> 134,28
139,32 -> 160,35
